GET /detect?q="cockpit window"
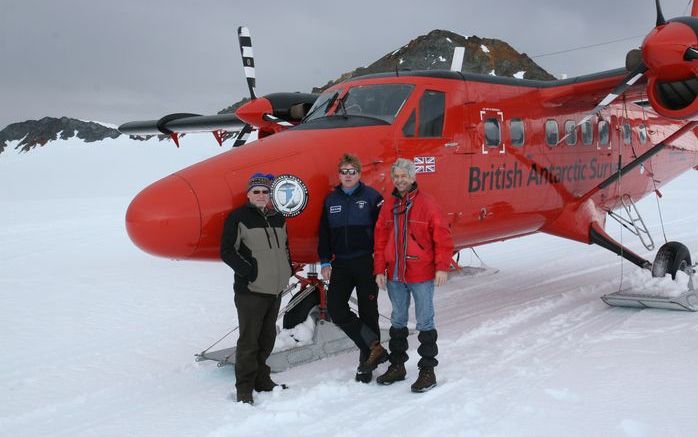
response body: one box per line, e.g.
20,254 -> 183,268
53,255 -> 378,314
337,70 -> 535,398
337,84 -> 414,123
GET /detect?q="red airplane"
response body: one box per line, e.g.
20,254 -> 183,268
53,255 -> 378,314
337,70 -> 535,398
120,1 -> 698,320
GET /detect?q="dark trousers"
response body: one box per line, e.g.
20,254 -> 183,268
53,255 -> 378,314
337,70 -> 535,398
234,292 -> 281,393
327,255 -> 380,356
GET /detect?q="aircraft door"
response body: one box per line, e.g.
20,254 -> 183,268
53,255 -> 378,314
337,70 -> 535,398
394,88 -> 468,229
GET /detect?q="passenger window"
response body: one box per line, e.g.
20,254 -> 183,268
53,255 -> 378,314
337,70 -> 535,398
509,118 -> 525,146
418,91 -> 445,137
484,118 -> 501,146
564,120 -> 577,145
639,124 -> 648,144
582,120 -> 593,145
599,120 -> 609,145
623,123 -> 632,144
402,110 -> 416,137
545,120 -> 559,146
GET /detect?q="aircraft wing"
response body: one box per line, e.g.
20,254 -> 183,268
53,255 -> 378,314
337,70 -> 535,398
118,113 -> 245,136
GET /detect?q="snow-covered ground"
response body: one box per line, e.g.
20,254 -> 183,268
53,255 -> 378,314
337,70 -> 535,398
1,136 -> 697,437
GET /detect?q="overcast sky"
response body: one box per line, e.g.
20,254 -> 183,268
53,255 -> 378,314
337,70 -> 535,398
1,0 -> 693,129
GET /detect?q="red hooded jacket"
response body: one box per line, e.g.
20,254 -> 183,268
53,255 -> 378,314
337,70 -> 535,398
374,184 -> 454,283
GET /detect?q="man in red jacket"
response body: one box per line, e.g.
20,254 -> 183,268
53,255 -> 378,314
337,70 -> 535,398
374,158 -> 454,393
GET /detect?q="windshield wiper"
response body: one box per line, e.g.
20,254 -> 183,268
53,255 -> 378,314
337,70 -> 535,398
335,93 -> 349,117
302,91 -> 339,122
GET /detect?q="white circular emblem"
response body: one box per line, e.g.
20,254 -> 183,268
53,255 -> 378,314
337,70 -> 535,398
271,174 -> 309,217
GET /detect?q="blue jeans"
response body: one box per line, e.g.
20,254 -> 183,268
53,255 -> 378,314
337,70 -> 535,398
387,280 -> 436,331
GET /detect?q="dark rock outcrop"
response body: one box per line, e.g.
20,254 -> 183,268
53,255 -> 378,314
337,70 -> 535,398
314,30 -> 554,92
0,117 -> 121,154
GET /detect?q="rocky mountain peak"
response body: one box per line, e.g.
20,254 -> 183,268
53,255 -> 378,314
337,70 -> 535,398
314,29 -> 554,92
0,116 -> 121,154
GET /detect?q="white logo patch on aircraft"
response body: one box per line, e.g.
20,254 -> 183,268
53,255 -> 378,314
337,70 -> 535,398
271,174 -> 309,217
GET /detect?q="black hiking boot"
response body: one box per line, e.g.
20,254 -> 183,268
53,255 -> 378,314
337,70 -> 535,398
410,367 -> 436,393
376,362 -> 406,385
355,349 -> 373,383
355,366 -> 373,383
236,391 -> 254,405
254,380 -> 288,392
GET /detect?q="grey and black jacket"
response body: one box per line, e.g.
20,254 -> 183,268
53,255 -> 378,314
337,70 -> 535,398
221,202 -> 293,296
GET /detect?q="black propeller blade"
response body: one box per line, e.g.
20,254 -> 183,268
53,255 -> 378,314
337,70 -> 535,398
655,0 -> 666,26
238,26 -> 257,100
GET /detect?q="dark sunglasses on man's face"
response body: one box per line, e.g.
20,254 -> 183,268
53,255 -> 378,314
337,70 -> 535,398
252,189 -> 269,195
339,168 -> 359,175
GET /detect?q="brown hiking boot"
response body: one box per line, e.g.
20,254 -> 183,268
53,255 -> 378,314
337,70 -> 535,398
364,341 -> 388,369
376,362 -> 406,385
411,367 -> 436,393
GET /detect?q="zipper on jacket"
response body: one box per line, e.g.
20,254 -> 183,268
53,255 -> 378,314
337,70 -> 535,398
343,192 -> 351,250
271,224 -> 281,247
258,210 -> 273,249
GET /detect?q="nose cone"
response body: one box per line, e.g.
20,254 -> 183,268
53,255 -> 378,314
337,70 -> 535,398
126,174 -> 201,259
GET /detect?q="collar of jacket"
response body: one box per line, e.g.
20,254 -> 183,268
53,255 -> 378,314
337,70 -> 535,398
391,182 -> 418,201
334,180 -> 365,197
246,201 -> 278,217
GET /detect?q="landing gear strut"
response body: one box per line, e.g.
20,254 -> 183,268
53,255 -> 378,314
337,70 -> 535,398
196,264 -> 390,372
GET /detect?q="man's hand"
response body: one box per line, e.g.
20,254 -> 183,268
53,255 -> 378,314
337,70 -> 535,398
435,270 -> 448,287
321,266 -> 332,281
375,273 -> 386,289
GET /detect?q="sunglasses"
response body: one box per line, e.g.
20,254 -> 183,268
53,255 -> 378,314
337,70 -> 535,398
339,168 -> 359,175
251,189 -> 270,195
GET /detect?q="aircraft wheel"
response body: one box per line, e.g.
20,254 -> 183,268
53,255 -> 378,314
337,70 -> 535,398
651,241 -> 692,280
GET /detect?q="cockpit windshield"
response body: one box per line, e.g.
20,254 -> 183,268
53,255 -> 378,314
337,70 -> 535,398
336,84 -> 414,123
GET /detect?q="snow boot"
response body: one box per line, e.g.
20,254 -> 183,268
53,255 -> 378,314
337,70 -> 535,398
237,391 -> 254,405
376,362 -> 407,385
411,366 -> 436,393
376,326 -> 409,385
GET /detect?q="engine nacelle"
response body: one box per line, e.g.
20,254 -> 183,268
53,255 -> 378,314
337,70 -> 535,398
235,92 -> 318,135
642,17 -> 698,119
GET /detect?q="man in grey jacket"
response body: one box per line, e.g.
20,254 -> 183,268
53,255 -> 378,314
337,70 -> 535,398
221,173 -> 293,405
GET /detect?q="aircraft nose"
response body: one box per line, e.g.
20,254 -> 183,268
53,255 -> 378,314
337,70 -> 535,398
126,174 -> 201,259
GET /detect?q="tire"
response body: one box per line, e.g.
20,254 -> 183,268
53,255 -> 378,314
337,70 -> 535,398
282,288 -> 320,329
651,241 -> 692,280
